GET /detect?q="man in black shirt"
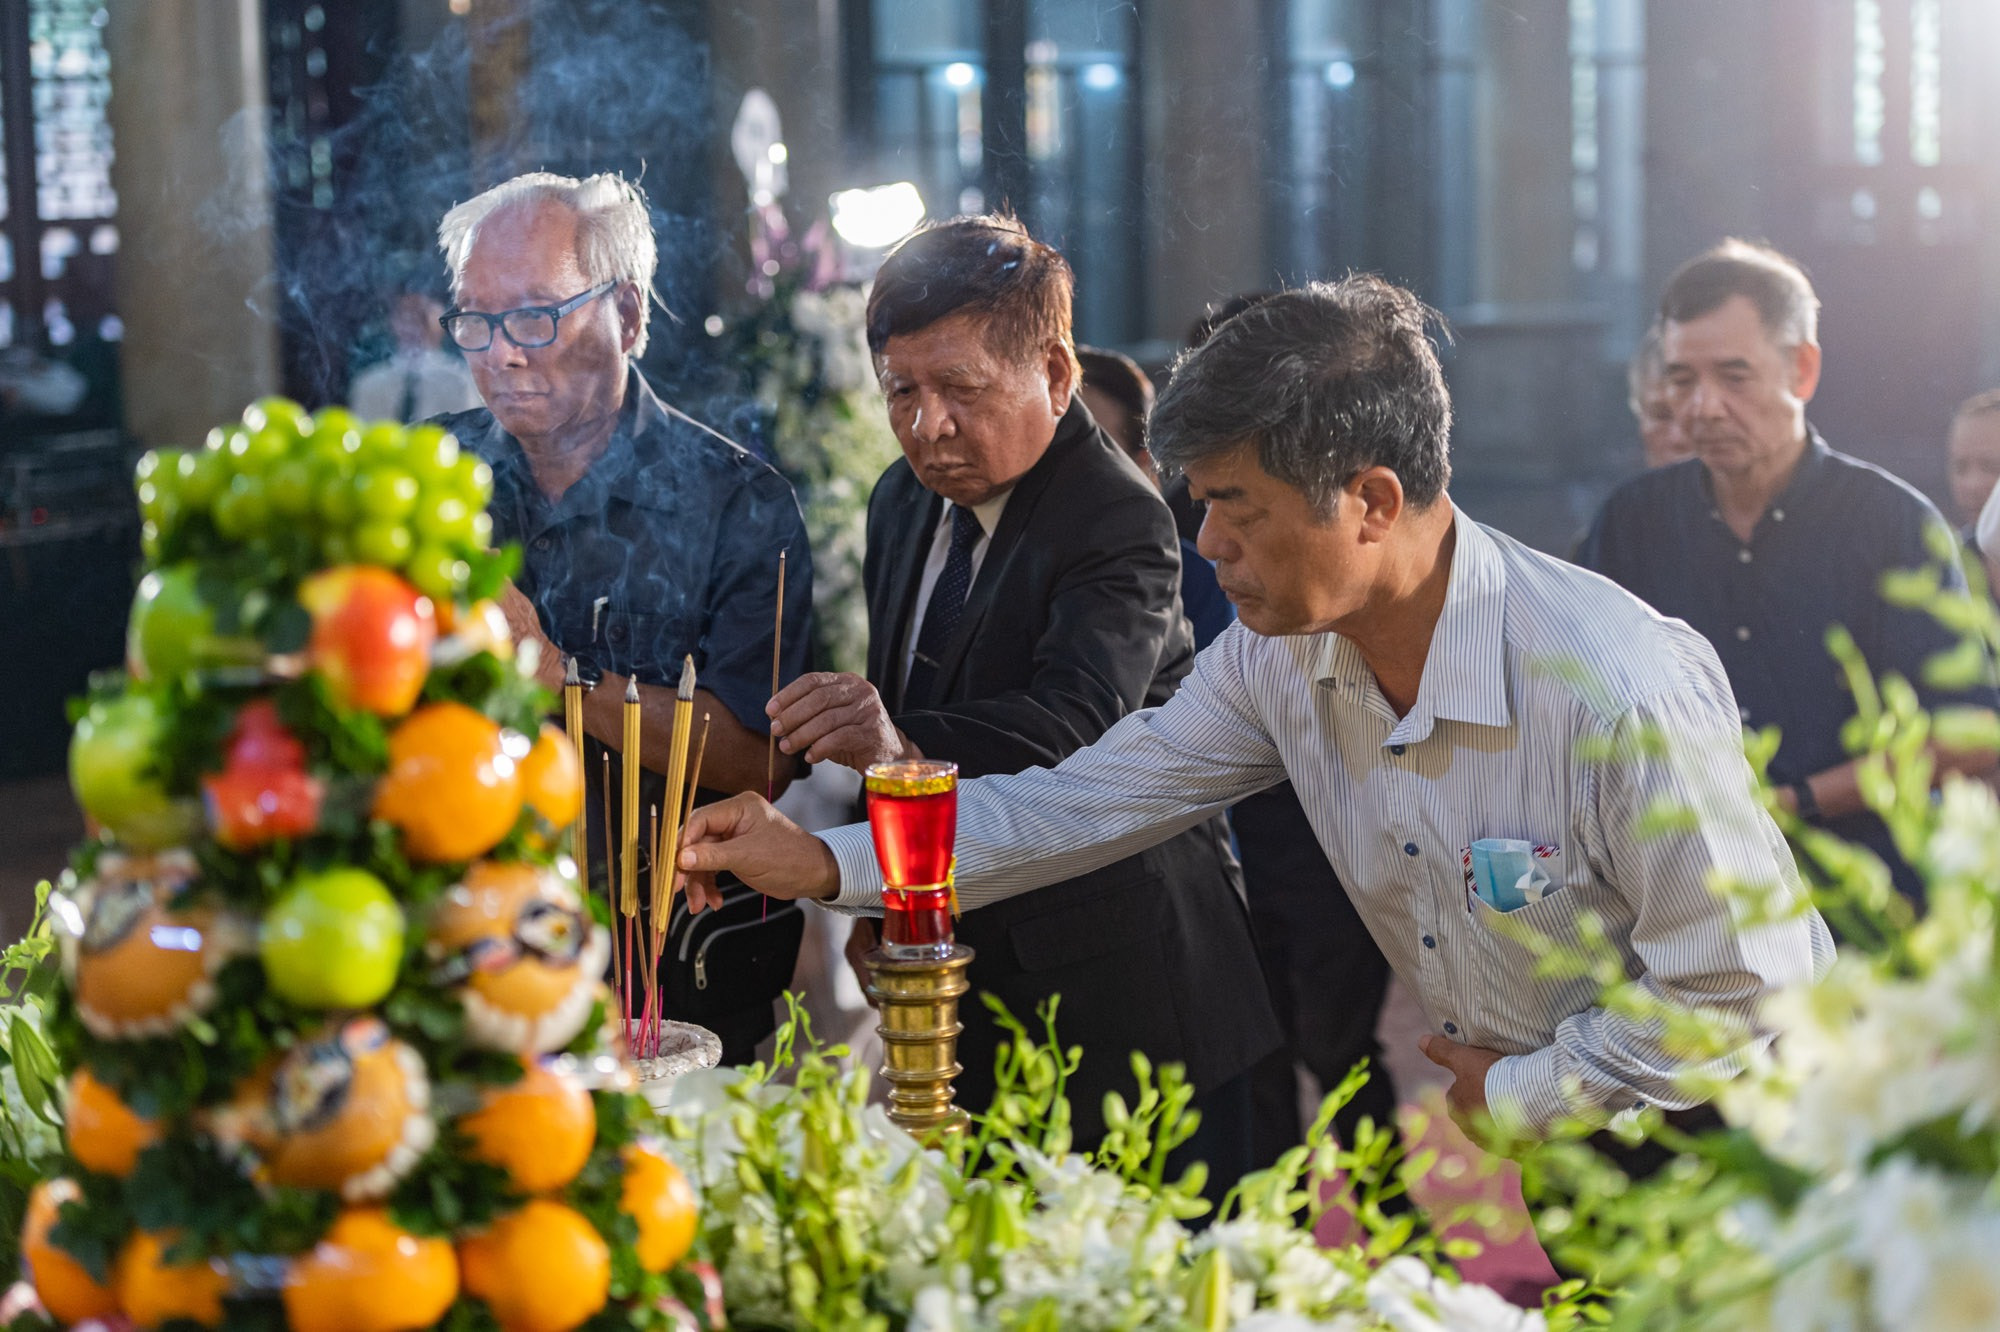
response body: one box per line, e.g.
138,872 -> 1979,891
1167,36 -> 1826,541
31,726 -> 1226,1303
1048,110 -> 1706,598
1577,239 -> 1995,900
434,171 -> 814,1055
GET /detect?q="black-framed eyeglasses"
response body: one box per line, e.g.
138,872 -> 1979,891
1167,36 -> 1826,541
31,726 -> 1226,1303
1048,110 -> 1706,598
440,280 -> 617,352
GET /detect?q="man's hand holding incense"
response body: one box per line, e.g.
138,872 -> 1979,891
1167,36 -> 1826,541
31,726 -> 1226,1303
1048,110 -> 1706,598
675,792 -> 840,912
767,672 -> 920,771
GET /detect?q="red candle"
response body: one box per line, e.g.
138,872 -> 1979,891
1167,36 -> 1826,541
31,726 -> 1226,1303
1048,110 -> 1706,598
865,761 -> 958,959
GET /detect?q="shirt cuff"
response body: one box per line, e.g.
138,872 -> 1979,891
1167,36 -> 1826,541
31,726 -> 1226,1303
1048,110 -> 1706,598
819,824 -> 885,915
1483,1047 -> 1589,1139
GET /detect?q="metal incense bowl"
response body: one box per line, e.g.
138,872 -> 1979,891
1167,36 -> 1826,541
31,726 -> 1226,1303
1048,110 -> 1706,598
864,943 -> 975,1140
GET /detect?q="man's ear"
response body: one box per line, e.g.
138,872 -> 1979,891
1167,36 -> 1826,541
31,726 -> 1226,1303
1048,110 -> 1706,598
616,283 -> 644,356
1045,340 -> 1076,415
1789,340 -> 1823,405
1350,466 -> 1406,543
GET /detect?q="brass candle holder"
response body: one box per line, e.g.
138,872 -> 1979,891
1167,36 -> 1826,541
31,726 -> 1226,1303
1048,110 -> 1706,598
864,943 -> 975,1140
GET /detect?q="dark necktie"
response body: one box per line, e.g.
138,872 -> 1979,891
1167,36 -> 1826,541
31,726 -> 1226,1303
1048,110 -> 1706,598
397,367 -> 420,423
904,504 -> 981,708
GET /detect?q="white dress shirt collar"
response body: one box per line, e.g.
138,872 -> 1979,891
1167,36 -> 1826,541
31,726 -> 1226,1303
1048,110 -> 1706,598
1320,507 -> 1512,746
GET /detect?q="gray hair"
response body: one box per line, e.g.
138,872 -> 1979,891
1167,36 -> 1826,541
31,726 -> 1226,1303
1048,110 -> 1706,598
438,171 -> 661,357
1151,276 -> 1454,516
1660,237 -> 1819,349
1626,323 -> 1665,417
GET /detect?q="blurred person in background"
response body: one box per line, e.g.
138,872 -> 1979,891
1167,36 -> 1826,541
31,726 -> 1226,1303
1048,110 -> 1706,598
350,283 -> 481,424
1627,324 -> 1695,469
1078,344 -> 1239,646
1947,389 -> 2000,538
1578,239 -> 1997,905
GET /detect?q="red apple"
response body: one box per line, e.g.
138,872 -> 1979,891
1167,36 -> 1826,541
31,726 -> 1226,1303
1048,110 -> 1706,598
296,566 -> 437,717
203,763 -> 322,850
224,699 -> 306,772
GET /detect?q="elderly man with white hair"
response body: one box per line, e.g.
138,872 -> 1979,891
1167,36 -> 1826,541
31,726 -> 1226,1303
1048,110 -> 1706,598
433,171 -> 815,1062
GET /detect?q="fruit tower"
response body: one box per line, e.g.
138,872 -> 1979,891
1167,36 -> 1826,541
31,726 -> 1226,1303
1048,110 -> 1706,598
26,400 -> 697,1331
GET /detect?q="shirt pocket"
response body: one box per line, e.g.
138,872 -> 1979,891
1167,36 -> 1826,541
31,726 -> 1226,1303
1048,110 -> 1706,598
1464,875 -> 1605,1049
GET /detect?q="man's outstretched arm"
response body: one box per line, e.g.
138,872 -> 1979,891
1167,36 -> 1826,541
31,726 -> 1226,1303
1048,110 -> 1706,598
677,624 -> 1290,912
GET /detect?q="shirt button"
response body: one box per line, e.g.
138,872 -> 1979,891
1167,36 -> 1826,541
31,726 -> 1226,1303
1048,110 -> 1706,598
1390,744 -> 1406,756
1443,1021 -> 1459,1035
1735,625 -> 1751,641
608,623 -> 627,645
1737,548 -> 1752,564
1772,508 -> 1786,521
532,535 -> 553,552
1403,842 -> 1419,857
1422,934 -> 1436,949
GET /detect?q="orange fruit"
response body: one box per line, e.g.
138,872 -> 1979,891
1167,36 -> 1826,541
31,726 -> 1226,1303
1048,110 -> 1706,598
460,1057 -> 595,1193
281,1207 -> 457,1332
68,1066 -> 162,1177
21,1179 -> 120,1325
114,1229 -> 230,1329
458,1199 -> 609,1332
620,1143 -> 699,1273
372,702 -> 524,862
517,724 -> 582,830
426,861 -> 606,1054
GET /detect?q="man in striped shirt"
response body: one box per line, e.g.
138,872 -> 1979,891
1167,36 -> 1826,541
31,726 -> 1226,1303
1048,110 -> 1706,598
681,276 -> 1834,1141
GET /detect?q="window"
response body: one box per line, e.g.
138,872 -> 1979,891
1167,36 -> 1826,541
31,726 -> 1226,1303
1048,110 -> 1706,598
0,0 -> 118,352
850,0 -> 1145,345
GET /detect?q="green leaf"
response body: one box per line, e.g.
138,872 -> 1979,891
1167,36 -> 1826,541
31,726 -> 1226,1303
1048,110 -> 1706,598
9,1014 -> 60,1129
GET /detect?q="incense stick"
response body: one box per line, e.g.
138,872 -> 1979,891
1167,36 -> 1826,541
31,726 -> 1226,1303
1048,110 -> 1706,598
649,657 -> 697,967
562,656 -> 588,879
619,679 -> 642,935
766,548 -> 787,801
602,750 -> 625,1024
651,711 -> 714,1060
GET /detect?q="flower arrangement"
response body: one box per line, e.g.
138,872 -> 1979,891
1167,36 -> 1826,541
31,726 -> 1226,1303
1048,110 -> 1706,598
720,215 -> 902,677
1510,533 -> 2000,1329
663,1001 -> 1568,1331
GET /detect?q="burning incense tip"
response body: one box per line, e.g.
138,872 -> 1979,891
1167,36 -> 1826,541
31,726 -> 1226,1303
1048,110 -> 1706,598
625,676 -> 641,704
563,654 -> 580,687
677,655 -> 696,701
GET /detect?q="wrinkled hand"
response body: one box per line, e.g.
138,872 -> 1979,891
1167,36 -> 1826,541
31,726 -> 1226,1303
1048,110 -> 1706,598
767,671 -> 919,772
1418,1034 -> 1503,1137
675,791 -> 840,912
844,919 -> 880,1008
496,580 -> 563,689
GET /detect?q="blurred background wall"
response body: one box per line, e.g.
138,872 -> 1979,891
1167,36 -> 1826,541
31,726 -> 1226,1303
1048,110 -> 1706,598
2,0 -> 1999,781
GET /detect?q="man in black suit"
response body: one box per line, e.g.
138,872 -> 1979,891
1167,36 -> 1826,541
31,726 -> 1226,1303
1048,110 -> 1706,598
764,214 -> 1280,1173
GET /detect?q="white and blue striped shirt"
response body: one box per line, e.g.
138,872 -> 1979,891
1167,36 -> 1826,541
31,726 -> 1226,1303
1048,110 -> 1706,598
823,509 -> 1835,1134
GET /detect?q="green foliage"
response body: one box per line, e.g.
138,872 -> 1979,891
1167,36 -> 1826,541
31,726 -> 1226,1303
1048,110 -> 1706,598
0,885 -> 64,1270
1507,544 -> 2000,1326
670,996 -> 1583,1330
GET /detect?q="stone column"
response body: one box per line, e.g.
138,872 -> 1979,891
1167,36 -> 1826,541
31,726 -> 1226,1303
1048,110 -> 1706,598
709,0 -> 848,221
1640,0 -> 1776,302
1140,0 -> 1274,345
1469,0 -> 1574,308
105,0 -> 280,451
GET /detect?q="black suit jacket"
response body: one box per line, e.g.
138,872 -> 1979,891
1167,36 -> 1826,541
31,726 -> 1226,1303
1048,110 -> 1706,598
863,399 -> 1281,1142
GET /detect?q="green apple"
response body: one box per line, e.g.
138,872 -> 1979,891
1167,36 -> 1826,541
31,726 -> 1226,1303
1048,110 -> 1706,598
260,868 -> 406,1009
126,565 -> 261,684
68,694 -> 201,849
